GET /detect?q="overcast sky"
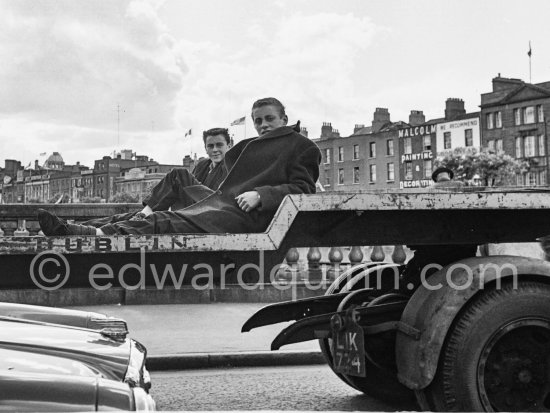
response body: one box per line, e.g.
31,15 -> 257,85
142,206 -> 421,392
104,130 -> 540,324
1,0 -> 549,168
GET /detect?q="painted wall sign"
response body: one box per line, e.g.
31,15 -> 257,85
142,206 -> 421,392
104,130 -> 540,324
398,124 -> 437,138
399,179 -> 432,189
401,151 -> 433,163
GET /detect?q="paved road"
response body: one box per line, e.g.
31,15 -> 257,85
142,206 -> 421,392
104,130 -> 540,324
150,365 -> 418,411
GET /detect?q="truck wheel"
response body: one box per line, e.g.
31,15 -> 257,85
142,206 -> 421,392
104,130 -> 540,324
417,281 -> 550,411
319,264 -> 415,404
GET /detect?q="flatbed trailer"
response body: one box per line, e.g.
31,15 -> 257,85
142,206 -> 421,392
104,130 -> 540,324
2,189 -> 550,411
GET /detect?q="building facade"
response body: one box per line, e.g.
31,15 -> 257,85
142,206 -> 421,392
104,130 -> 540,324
480,76 -> 550,186
314,109 -> 403,191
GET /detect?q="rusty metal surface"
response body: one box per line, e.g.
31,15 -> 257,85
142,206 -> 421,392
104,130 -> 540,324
395,255 -> 550,390
1,190 -> 550,255
0,232 -> 276,254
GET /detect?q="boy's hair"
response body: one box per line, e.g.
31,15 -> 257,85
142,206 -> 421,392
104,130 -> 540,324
203,128 -> 230,144
251,97 -> 286,118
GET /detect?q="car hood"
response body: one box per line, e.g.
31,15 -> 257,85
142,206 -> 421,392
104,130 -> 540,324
0,318 -> 130,380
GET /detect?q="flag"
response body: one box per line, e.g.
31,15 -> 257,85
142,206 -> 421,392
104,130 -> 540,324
39,152 -> 47,156
231,116 -> 245,126
528,41 -> 532,57
24,162 -> 32,170
184,128 -> 192,137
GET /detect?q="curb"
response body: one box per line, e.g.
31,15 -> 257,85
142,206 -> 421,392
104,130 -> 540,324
147,350 -> 326,371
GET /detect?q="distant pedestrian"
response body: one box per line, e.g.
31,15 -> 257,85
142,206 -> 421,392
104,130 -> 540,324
430,166 -> 464,191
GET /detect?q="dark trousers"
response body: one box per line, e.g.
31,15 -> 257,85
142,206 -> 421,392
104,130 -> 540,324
100,210 -> 208,235
84,169 -> 214,228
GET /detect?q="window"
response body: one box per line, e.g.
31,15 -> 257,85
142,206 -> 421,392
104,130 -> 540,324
423,160 -> 432,179
524,135 -> 535,157
324,148 -> 331,164
538,105 -> 544,122
539,171 -> 547,186
527,172 -> 537,186
338,168 -> 344,185
338,147 -> 344,162
325,174 -> 330,186
465,129 -> 473,147
353,167 -> 360,184
514,108 -> 521,125
539,135 -> 546,156
444,132 -> 451,150
523,106 -> 535,124
387,163 -> 395,181
369,142 -> 376,158
405,162 -> 413,180
496,139 -> 503,153
369,164 -> 376,183
353,144 -> 359,160
487,140 -> 495,152
495,111 -> 502,128
404,137 -> 412,154
422,135 -> 431,151
387,139 -> 394,156
515,137 -> 523,158
486,113 -> 494,129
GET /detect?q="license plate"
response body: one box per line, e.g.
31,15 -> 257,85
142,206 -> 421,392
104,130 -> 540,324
332,323 -> 366,377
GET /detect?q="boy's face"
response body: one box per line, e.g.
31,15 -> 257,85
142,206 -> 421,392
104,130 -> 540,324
252,105 -> 288,136
204,134 -> 230,165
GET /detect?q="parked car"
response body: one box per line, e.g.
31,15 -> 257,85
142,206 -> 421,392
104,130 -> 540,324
0,303 -> 155,411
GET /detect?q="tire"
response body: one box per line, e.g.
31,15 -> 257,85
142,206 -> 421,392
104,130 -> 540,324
417,280 -> 550,412
319,264 -> 415,404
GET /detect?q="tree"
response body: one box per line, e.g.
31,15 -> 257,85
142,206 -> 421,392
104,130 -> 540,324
435,147 -> 529,187
109,192 -> 140,203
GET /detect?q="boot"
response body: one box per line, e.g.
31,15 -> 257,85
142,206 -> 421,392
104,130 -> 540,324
38,209 -> 97,236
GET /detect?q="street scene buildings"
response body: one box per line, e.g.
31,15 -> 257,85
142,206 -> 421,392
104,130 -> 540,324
1,75 -> 549,204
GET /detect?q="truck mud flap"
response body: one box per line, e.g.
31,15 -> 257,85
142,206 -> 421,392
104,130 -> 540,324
241,292 -> 350,332
270,300 -> 408,350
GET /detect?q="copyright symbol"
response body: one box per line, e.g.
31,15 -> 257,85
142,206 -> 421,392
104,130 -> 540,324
30,251 -> 70,291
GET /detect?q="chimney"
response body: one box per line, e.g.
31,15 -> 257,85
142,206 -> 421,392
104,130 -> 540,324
34,160 -> 39,170
299,127 -> 308,138
354,124 -> 365,134
372,108 -> 390,133
409,110 -> 425,126
321,122 -> 333,138
444,98 -> 466,121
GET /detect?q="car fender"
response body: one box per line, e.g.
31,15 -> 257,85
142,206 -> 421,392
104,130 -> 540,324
395,255 -> 550,390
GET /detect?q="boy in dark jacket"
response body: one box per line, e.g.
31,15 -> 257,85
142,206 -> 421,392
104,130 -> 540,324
39,97 -> 321,236
76,128 -> 230,228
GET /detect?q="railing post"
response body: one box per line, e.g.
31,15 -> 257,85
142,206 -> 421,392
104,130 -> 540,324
349,246 -> 364,266
391,245 -> 407,264
327,247 -> 343,281
13,219 -> 30,237
306,247 -> 323,282
276,247 -> 300,284
370,245 -> 385,262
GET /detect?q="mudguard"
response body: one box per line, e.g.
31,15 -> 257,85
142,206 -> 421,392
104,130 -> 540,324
396,255 -> 550,390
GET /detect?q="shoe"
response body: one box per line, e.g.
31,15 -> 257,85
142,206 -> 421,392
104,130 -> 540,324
37,209 -> 97,236
37,209 -> 69,236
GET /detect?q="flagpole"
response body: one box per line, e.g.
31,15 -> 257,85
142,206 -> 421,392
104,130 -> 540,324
528,41 -> 532,83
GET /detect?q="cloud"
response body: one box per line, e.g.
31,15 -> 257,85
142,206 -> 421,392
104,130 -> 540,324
175,12 -> 381,140
0,0 -> 186,132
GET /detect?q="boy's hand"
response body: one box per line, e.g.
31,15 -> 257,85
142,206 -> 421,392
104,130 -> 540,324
235,191 -> 261,212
